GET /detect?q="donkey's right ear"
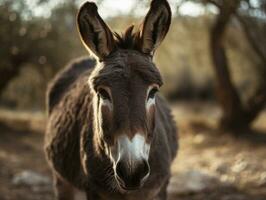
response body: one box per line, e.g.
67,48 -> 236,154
77,2 -> 115,61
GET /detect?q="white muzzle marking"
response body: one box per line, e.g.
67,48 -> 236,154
116,133 -> 150,162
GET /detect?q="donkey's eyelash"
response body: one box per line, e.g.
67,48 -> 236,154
98,88 -> 111,101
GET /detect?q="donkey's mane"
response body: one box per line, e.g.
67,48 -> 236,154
114,25 -> 142,51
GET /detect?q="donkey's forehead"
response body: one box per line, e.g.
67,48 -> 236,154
105,49 -> 152,66
91,49 -> 162,87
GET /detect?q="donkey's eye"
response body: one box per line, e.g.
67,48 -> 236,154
148,88 -> 158,100
98,88 -> 111,101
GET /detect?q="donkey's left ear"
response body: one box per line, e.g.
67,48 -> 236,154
140,0 -> 171,55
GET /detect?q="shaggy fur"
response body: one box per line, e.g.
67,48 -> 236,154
45,0 -> 178,199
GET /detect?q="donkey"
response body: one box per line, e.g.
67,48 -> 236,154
44,0 -> 178,199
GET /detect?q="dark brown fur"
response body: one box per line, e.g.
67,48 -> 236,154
45,0 -> 178,199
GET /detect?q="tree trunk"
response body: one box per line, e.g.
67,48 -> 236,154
210,1 -> 248,131
210,0 -> 266,132
0,55 -> 26,95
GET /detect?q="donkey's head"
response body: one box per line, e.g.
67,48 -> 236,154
77,0 -> 171,191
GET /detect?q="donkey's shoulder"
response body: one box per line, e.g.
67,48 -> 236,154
46,56 -> 96,114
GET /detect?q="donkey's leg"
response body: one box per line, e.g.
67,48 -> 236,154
53,173 -> 74,200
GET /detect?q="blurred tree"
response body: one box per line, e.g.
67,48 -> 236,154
208,0 -> 247,131
0,0 -> 85,98
180,0 -> 266,131
0,0 -> 30,94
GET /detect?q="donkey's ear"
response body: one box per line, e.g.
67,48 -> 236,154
77,2 -> 115,60
140,0 -> 171,55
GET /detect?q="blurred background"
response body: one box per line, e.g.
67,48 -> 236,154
0,0 -> 265,199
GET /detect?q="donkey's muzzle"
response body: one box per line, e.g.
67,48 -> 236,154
115,159 -> 150,190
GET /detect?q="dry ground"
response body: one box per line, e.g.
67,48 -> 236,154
0,102 -> 266,200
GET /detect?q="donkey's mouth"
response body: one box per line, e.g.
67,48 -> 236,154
119,183 -> 142,192
121,185 -> 140,191
115,175 -> 142,192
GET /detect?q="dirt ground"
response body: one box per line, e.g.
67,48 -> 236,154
0,102 -> 266,200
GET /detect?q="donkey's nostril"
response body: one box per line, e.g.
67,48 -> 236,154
115,161 -> 127,185
141,160 -> 150,180
115,159 -> 150,190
